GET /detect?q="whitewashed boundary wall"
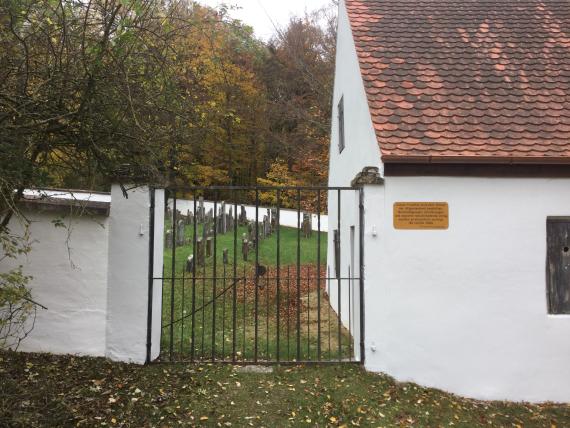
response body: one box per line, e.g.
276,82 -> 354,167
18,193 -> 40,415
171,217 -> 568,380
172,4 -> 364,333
4,192 -> 111,357
2,186 -> 164,364
106,186 -> 164,363
170,199 -> 329,232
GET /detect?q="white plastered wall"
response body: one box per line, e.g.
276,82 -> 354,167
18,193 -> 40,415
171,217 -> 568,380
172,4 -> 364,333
2,186 -> 164,363
328,0 -> 383,189
4,209 -> 110,356
106,185 -> 164,364
364,176 -> 570,403
150,189 -> 165,361
326,0 -> 383,360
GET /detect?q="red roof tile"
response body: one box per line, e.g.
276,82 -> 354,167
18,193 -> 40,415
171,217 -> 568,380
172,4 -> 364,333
345,0 -> 570,164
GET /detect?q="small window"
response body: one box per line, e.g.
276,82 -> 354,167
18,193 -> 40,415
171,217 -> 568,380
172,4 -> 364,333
546,217 -> 570,314
338,96 -> 345,153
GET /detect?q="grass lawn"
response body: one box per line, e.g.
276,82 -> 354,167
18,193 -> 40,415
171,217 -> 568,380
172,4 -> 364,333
2,351 -> 570,427
161,224 -> 354,363
163,224 -> 328,275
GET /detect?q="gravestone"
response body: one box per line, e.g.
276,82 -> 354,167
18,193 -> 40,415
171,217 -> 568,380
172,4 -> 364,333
228,207 -> 234,232
302,213 -> 312,238
176,220 -> 186,247
221,202 -> 227,234
242,237 -> 249,261
223,248 -> 229,265
216,213 -> 222,234
271,208 -> 277,231
186,255 -> 195,273
197,238 -> 205,266
198,197 -> 205,222
240,206 -> 247,225
165,230 -> 173,248
206,237 -> 213,257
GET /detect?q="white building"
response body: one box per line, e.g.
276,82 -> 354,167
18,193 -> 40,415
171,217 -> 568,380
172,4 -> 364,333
328,0 -> 570,402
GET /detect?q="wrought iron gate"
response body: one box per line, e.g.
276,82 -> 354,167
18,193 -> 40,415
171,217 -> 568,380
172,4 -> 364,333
151,186 -> 364,364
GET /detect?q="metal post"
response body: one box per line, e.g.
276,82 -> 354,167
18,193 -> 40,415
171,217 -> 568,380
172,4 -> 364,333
337,189 -> 342,362
145,188 -> 156,364
306,265 -> 310,360
181,269 -> 185,356
296,189 -> 301,361
222,263 -> 226,359
316,190 -> 321,361
169,193 -> 177,361
232,199 -> 238,363
254,189 -> 259,362
191,195 -> 197,362
212,196 -> 218,361
359,187 -> 366,365
276,189 -> 281,362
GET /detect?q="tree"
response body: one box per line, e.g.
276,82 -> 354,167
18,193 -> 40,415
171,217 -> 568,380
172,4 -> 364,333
0,0 -> 194,347
261,5 -> 337,186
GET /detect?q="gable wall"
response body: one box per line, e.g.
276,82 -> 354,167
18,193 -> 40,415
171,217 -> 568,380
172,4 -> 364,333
328,0 -> 382,188
326,0 -> 383,348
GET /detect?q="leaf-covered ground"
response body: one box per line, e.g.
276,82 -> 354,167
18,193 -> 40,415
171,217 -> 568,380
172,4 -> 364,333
1,351 -> 569,427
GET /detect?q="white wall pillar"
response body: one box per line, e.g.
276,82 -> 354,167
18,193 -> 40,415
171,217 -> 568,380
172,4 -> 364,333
106,185 -> 164,364
150,189 -> 164,361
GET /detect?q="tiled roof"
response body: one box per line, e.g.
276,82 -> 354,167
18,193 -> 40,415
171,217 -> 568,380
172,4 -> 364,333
345,0 -> 570,164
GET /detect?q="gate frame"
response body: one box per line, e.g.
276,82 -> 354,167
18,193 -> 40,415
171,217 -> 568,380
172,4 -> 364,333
145,185 -> 365,365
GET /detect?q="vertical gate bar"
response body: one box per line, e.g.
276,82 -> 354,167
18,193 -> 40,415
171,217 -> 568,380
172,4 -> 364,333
254,189 -> 260,362
161,264 -> 165,358
327,265 -> 331,359
191,195 -> 197,362
181,268 -> 185,357
266,271 -> 269,358
337,189 -> 342,362
276,190 -> 281,362
307,265 -> 310,360
222,263 -> 227,359
348,265 -> 352,362
145,188 -> 155,364
169,192 -> 177,361
201,244 -> 206,359
316,190 -> 322,361
242,264 -> 246,360
296,189 -> 301,361
287,265 -> 291,360
359,187 -> 365,364
232,198 -> 238,363
212,194 -> 218,361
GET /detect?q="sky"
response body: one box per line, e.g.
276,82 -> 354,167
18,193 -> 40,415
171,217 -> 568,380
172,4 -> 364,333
197,0 -> 333,40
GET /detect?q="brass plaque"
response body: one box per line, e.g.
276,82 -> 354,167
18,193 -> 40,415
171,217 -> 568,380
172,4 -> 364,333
394,202 -> 449,230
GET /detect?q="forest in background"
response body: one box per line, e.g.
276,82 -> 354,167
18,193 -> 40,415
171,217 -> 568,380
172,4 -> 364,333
0,0 -> 336,197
